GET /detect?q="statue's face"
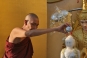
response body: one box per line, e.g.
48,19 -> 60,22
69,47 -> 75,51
65,35 -> 75,48
65,40 -> 74,47
80,20 -> 87,31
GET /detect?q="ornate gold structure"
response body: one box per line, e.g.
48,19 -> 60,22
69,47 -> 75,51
79,0 -> 87,20
82,0 -> 87,11
72,0 -> 87,58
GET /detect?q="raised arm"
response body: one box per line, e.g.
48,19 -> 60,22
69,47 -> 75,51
11,23 -> 69,38
9,23 -> 69,43
10,27 -> 62,38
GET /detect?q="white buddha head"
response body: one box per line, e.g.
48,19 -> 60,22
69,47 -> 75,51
65,35 -> 75,48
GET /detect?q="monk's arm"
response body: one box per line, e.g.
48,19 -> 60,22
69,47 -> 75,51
11,27 -> 59,37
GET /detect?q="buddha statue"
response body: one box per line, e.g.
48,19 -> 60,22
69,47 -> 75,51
60,35 -> 80,58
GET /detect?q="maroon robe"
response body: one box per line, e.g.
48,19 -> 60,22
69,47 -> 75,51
3,37 -> 33,58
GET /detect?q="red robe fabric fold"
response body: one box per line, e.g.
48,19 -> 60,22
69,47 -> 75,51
3,37 -> 33,58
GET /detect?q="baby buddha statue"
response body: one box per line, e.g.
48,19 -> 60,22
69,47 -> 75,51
60,35 -> 80,58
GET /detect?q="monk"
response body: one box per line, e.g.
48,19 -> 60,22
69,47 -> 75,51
3,13 -> 69,58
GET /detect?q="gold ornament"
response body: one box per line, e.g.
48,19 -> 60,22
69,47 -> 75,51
79,0 -> 87,20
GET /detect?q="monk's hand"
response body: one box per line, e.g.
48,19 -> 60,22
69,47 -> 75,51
56,23 -> 70,33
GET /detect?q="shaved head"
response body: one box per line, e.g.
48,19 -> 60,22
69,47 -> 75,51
25,13 -> 38,20
24,13 -> 39,30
